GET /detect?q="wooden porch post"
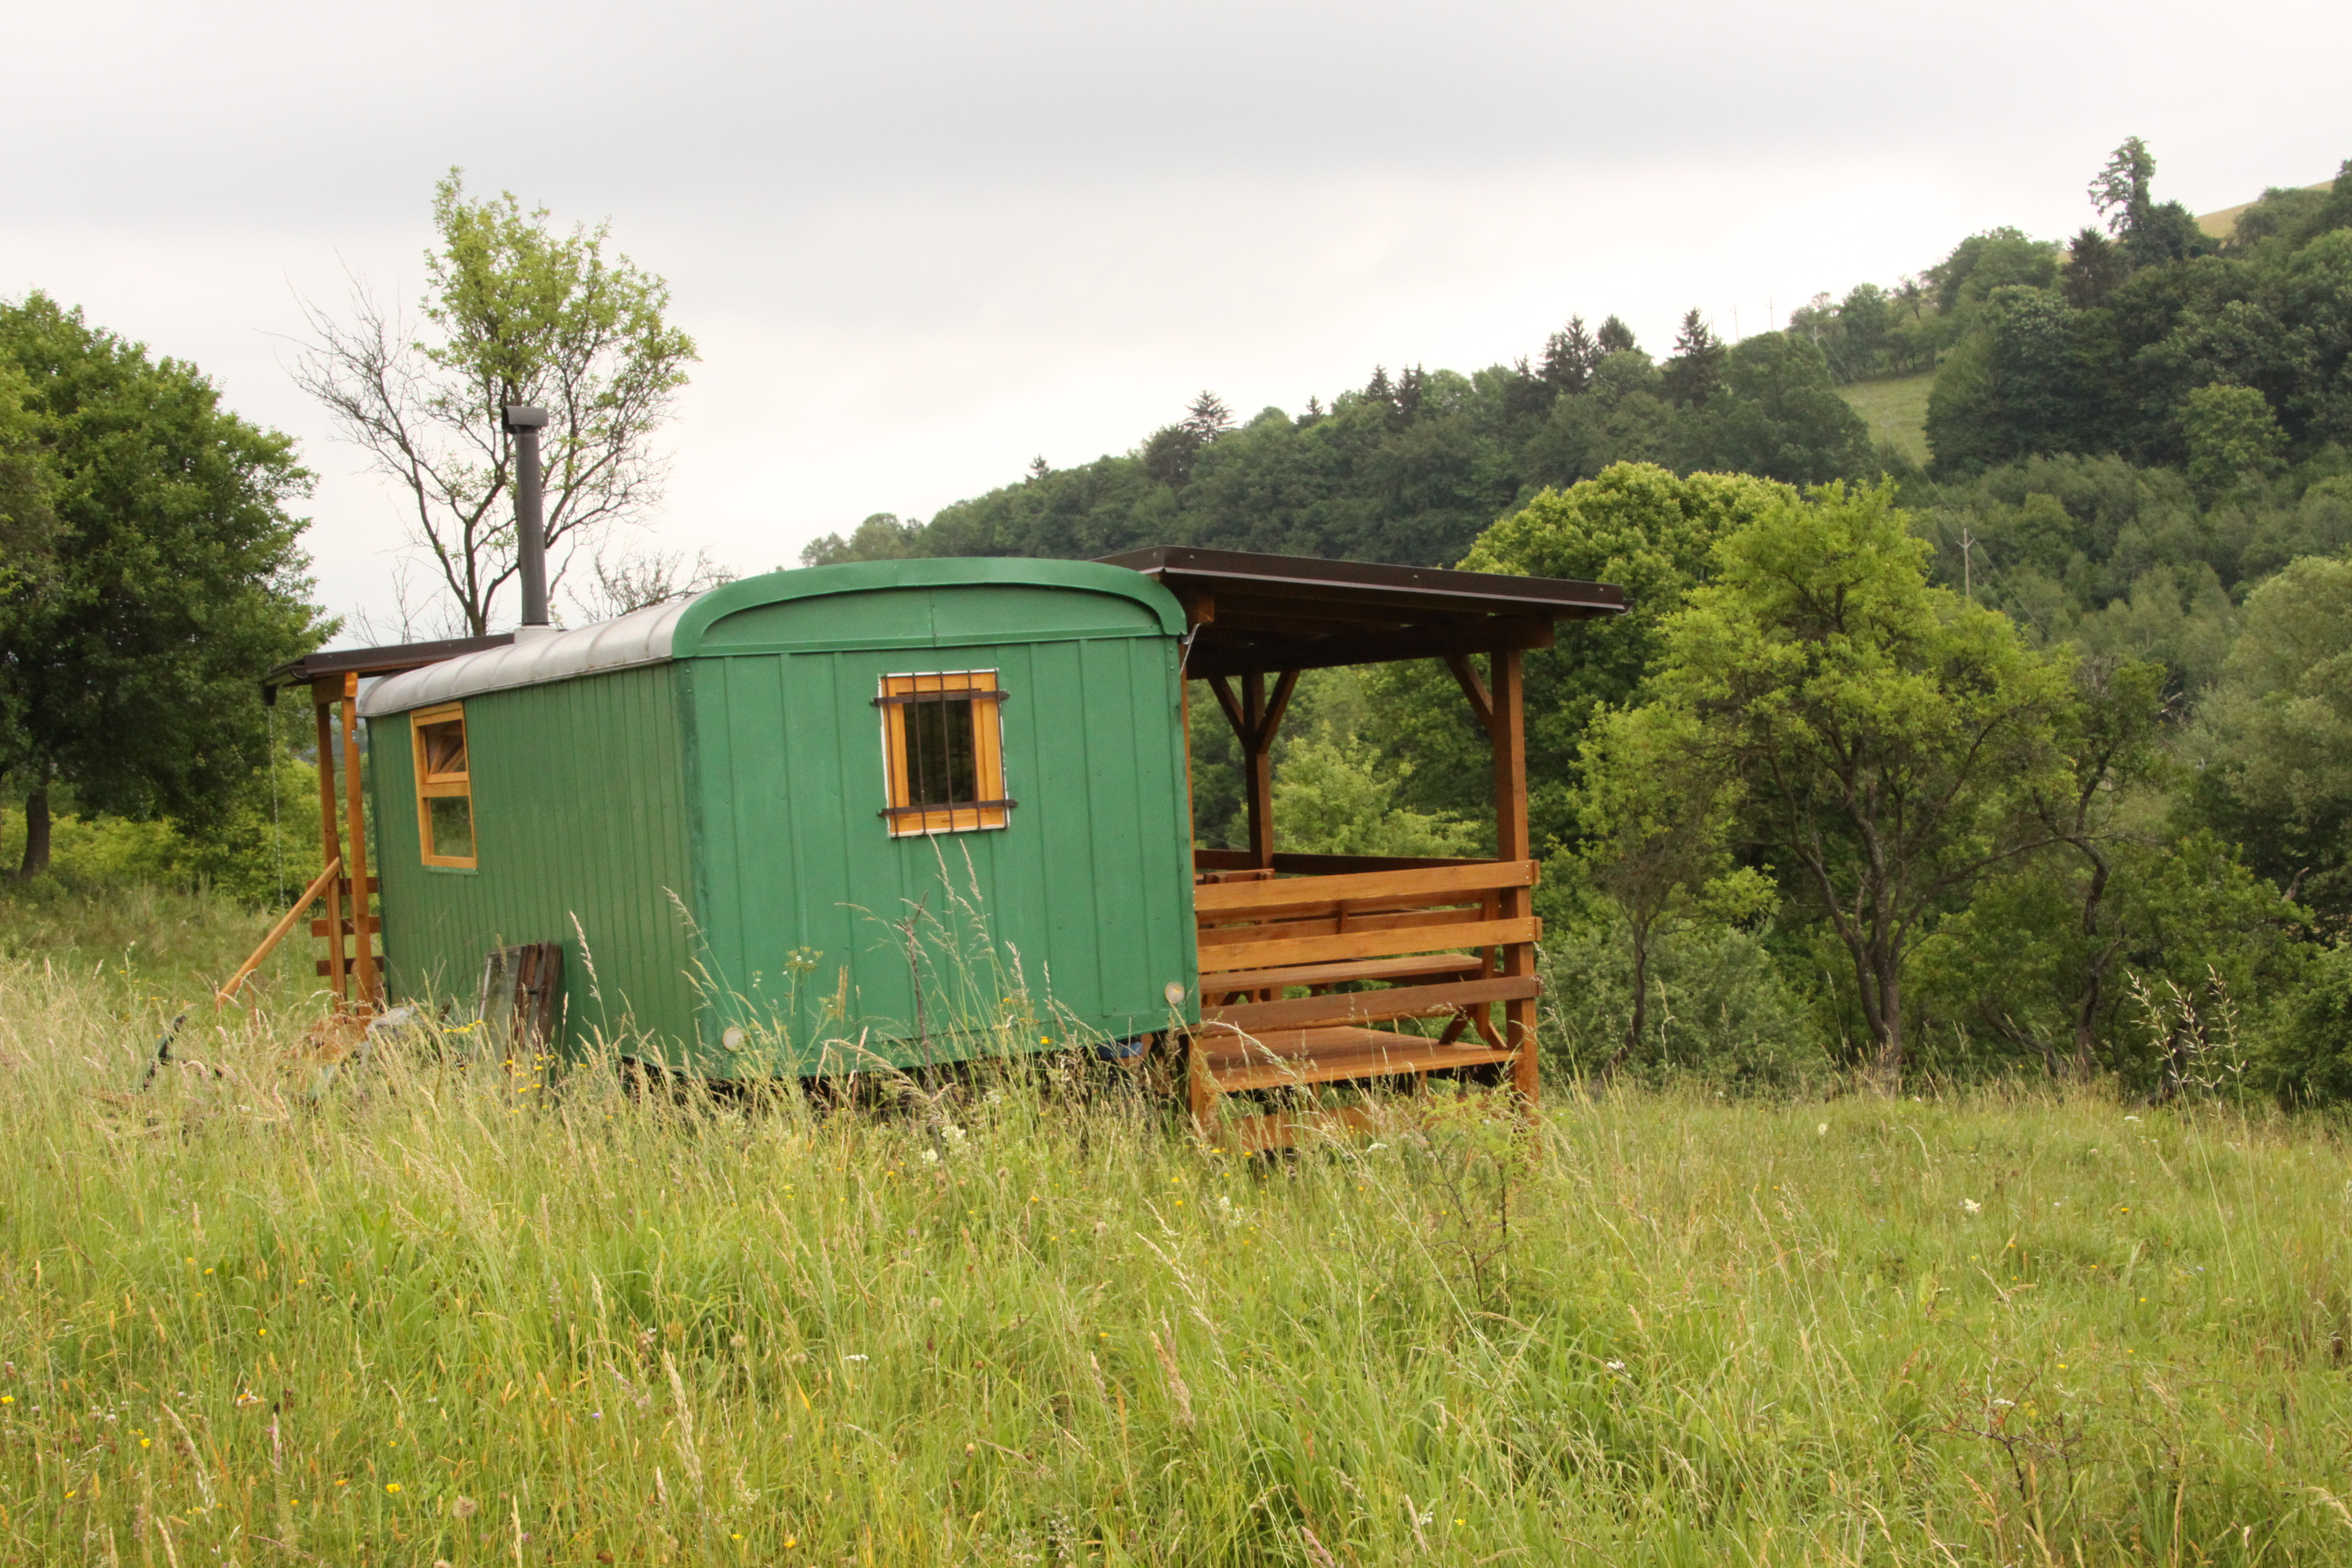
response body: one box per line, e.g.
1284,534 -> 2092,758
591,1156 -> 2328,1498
1243,672 -> 1275,870
340,672 -> 380,1007
1489,648 -> 1539,1104
311,683 -> 348,1009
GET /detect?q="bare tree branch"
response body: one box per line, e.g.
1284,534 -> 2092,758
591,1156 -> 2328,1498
293,173 -> 698,637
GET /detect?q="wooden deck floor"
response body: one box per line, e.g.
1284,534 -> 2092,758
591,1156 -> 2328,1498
1192,1025 -> 1516,1094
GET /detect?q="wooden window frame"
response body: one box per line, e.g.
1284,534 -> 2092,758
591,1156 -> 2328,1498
411,701 -> 478,869
876,669 -> 1012,836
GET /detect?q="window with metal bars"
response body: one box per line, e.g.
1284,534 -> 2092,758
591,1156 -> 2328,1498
876,670 -> 1013,834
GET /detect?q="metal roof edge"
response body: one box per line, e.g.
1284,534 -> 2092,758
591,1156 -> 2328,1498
358,560 -> 1190,716
359,599 -> 695,717
668,558 -> 1188,656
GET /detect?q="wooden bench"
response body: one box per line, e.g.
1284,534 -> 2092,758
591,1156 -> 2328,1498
1187,859 -> 1542,1144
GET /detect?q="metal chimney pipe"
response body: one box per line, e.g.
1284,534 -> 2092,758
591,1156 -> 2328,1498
502,404 -> 552,627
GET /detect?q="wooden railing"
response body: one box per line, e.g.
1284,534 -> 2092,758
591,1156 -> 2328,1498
1185,861 -> 1544,1144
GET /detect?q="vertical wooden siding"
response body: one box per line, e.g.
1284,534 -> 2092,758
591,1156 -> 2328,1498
684,585 -> 1195,1074
370,663 -> 700,1059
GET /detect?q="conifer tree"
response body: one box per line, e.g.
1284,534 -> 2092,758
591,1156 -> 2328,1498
2062,227 -> 2127,308
1541,318 -> 1598,395
1596,315 -> 1639,356
1395,365 -> 1427,421
1662,309 -> 1727,408
1180,391 -> 1234,441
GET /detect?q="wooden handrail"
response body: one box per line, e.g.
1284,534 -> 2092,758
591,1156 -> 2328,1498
215,857 -> 342,1008
1193,849 -> 1490,875
1201,914 -> 1540,975
1193,858 -> 1536,915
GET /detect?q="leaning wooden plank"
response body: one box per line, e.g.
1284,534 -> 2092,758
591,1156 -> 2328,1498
1198,952 -> 1485,994
215,857 -> 341,1007
1186,1033 -> 1218,1133
1193,858 -> 1536,914
1202,974 -> 1540,1034
1204,915 -> 1540,975
1193,1026 -> 1517,1094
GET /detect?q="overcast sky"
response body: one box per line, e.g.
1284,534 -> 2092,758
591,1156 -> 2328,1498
6,0 -> 2349,638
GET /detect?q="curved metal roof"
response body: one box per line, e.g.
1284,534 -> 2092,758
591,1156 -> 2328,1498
355,550 -> 1625,715
358,558 -> 1186,717
359,599 -> 692,717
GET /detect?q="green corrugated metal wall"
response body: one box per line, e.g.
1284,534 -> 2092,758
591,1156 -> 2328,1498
370,663 -> 702,1056
367,563 -> 1197,1078
684,582 -> 1196,1074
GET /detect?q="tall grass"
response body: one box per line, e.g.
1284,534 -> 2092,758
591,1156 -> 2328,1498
3,888 -> 2352,1564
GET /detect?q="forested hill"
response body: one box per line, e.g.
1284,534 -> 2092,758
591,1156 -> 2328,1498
804,145 -> 2352,575
802,321 -> 1874,570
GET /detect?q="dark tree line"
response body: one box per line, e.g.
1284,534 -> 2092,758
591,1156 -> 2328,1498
801,313 -> 1873,571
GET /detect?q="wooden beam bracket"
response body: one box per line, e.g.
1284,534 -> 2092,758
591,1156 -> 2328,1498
1445,652 -> 1495,734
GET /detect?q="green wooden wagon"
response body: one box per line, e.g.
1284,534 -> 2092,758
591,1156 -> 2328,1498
263,549 -> 1624,1143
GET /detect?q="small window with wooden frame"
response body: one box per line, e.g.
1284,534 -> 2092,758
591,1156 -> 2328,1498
411,701 -> 477,868
876,670 -> 1012,835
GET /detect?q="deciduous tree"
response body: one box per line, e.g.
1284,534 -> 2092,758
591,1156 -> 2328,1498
1571,699 -> 1766,1081
2186,553 -> 2352,923
1369,464 -> 1790,855
297,170 -> 697,636
0,294 -> 328,877
1635,482 -> 2071,1088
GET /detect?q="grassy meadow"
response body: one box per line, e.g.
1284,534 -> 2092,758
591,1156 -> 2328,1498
1837,373 -> 1936,469
3,887 -> 2352,1565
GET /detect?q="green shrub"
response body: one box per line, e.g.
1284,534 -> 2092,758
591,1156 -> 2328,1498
1541,914 -> 1823,1092
0,752 -> 323,907
2255,941 -> 2352,1105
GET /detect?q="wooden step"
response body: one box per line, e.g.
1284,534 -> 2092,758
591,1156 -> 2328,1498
1192,1026 -> 1516,1094
1206,974 -> 1539,1034
309,915 -> 382,937
1199,951 -> 1484,996
1222,1104 -> 1384,1154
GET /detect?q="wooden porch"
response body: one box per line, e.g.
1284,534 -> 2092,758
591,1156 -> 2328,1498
1103,547 -> 1624,1147
247,634 -> 515,1015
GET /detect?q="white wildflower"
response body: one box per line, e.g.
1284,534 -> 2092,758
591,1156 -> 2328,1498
1961,1199 -> 1982,1215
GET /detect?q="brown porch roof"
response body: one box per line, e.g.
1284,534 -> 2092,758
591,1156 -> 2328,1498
1096,546 -> 1625,679
260,634 -> 515,702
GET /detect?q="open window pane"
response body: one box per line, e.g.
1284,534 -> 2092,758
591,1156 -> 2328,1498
411,702 -> 478,867
426,794 -> 475,861
418,719 -> 468,781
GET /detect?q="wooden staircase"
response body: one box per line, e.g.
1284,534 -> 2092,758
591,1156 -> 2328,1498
1185,859 -> 1542,1150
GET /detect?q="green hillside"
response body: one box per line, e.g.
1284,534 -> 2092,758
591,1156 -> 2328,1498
1836,370 -> 1935,467
2198,179 -> 2336,239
